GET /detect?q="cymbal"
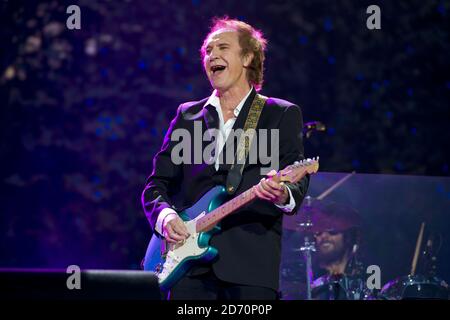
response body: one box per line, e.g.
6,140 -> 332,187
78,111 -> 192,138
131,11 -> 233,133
282,197 -> 319,232
283,212 -> 309,231
282,199 -> 362,232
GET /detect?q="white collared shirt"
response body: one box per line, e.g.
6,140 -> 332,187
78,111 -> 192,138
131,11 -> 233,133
155,88 -> 296,235
203,88 -> 252,171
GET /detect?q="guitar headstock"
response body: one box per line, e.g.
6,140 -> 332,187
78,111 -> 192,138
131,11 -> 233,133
275,157 -> 320,184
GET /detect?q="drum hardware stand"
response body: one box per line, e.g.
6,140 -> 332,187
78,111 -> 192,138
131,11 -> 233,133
423,234 -> 438,277
295,196 -> 316,300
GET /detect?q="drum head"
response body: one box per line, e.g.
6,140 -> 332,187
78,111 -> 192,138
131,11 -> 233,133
381,275 -> 449,300
311,274 -> 371,300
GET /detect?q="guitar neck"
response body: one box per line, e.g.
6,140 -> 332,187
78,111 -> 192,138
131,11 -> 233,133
195,187 -> 257,233
195,157 -> 319,233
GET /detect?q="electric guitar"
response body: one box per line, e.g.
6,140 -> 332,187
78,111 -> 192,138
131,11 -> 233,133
142,157 -> 319,290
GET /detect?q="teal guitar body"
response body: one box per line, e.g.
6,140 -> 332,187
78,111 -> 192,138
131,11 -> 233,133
142,185 -> 228,290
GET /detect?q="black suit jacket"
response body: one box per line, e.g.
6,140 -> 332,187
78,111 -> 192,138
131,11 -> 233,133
141,88 -> 309,290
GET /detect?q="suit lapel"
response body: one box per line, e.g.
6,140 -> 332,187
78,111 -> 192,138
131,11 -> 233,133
203,104 -> 219,132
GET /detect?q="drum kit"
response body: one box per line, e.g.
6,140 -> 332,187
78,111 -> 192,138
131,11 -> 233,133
282,172 -> 449,300
378,223 -> 449,300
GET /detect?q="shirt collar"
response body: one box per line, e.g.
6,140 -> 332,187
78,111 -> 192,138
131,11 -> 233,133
204,87 -> 253,118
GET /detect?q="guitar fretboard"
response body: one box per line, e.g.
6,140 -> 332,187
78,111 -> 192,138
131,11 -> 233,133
195,187 -> 256,232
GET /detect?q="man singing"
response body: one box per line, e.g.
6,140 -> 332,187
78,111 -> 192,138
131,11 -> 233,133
142,17 -> 309,300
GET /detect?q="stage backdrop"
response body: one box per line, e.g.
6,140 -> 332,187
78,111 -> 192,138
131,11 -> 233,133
1,0 -> 448,292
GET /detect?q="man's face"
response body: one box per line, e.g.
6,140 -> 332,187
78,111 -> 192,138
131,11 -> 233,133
203,30 -> 251,92
314,230 -> 346,264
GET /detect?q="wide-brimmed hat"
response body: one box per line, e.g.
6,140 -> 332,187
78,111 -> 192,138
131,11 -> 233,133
306,200 -> 362,233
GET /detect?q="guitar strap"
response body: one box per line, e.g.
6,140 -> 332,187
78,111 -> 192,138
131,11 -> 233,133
226,93 -> 267,195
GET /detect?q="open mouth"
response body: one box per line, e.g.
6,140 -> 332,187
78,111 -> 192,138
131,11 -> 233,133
210,65 -> 226,75
320,242 -> 333,248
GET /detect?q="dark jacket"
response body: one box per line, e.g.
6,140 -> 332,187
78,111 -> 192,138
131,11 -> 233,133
141,88 -> 309,290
